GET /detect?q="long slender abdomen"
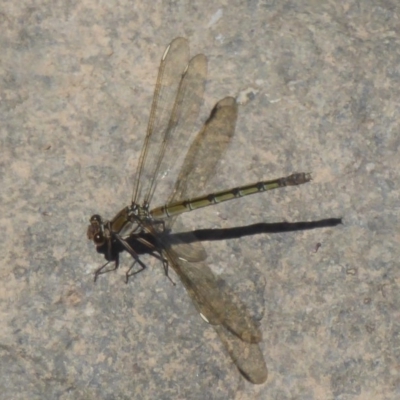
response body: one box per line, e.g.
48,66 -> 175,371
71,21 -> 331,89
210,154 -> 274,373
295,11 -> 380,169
150,173 -> 311,219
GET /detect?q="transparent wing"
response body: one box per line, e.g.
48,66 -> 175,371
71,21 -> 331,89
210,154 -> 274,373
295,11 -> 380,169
132,38 -> 207,207
161,244 -> 266,383
145,53 -> 207,207
214,325 -> 268,384
165,96 -> 238,228
132,37 -> 189,204
155,96 -> 267,382
161,96 -> 237,261
162,244 -> 262,344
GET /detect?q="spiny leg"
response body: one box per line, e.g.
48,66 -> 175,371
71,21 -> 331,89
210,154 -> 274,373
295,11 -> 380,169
94,258 -> 119,282
125,257 -> 147,283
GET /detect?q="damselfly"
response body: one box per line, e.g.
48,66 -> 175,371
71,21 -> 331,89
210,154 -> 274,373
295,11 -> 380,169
87,38 -> 338,384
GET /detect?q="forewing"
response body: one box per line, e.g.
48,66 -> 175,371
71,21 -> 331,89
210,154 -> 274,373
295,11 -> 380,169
132,38 -> 208,207
132,38 -> 190,204
145,53 -> 207,207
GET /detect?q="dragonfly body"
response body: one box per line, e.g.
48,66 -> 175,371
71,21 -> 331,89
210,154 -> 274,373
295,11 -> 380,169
87,37 -> 328,384
87,172 -> 311,261
151,172 -> 311,219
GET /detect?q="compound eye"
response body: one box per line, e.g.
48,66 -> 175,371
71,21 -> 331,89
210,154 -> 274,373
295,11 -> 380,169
93,232 -> 105,246
90,214 -> 102,223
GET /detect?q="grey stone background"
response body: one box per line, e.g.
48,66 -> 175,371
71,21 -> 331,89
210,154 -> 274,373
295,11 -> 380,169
1,1 -> 399,399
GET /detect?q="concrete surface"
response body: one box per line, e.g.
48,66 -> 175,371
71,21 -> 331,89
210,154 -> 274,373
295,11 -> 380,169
1,1 -> 399,399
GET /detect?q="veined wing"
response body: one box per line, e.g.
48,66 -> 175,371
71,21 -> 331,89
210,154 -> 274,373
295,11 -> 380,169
214,325 -> 267,384
155,96 -> 267,381
162,243 -> 262,344
161,242 -> 267,383
145,53 -> 207,207
165,96 -> 238,219
156,96 -> 237,262
132,37 -> 189,204
132,38 -> 207,207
